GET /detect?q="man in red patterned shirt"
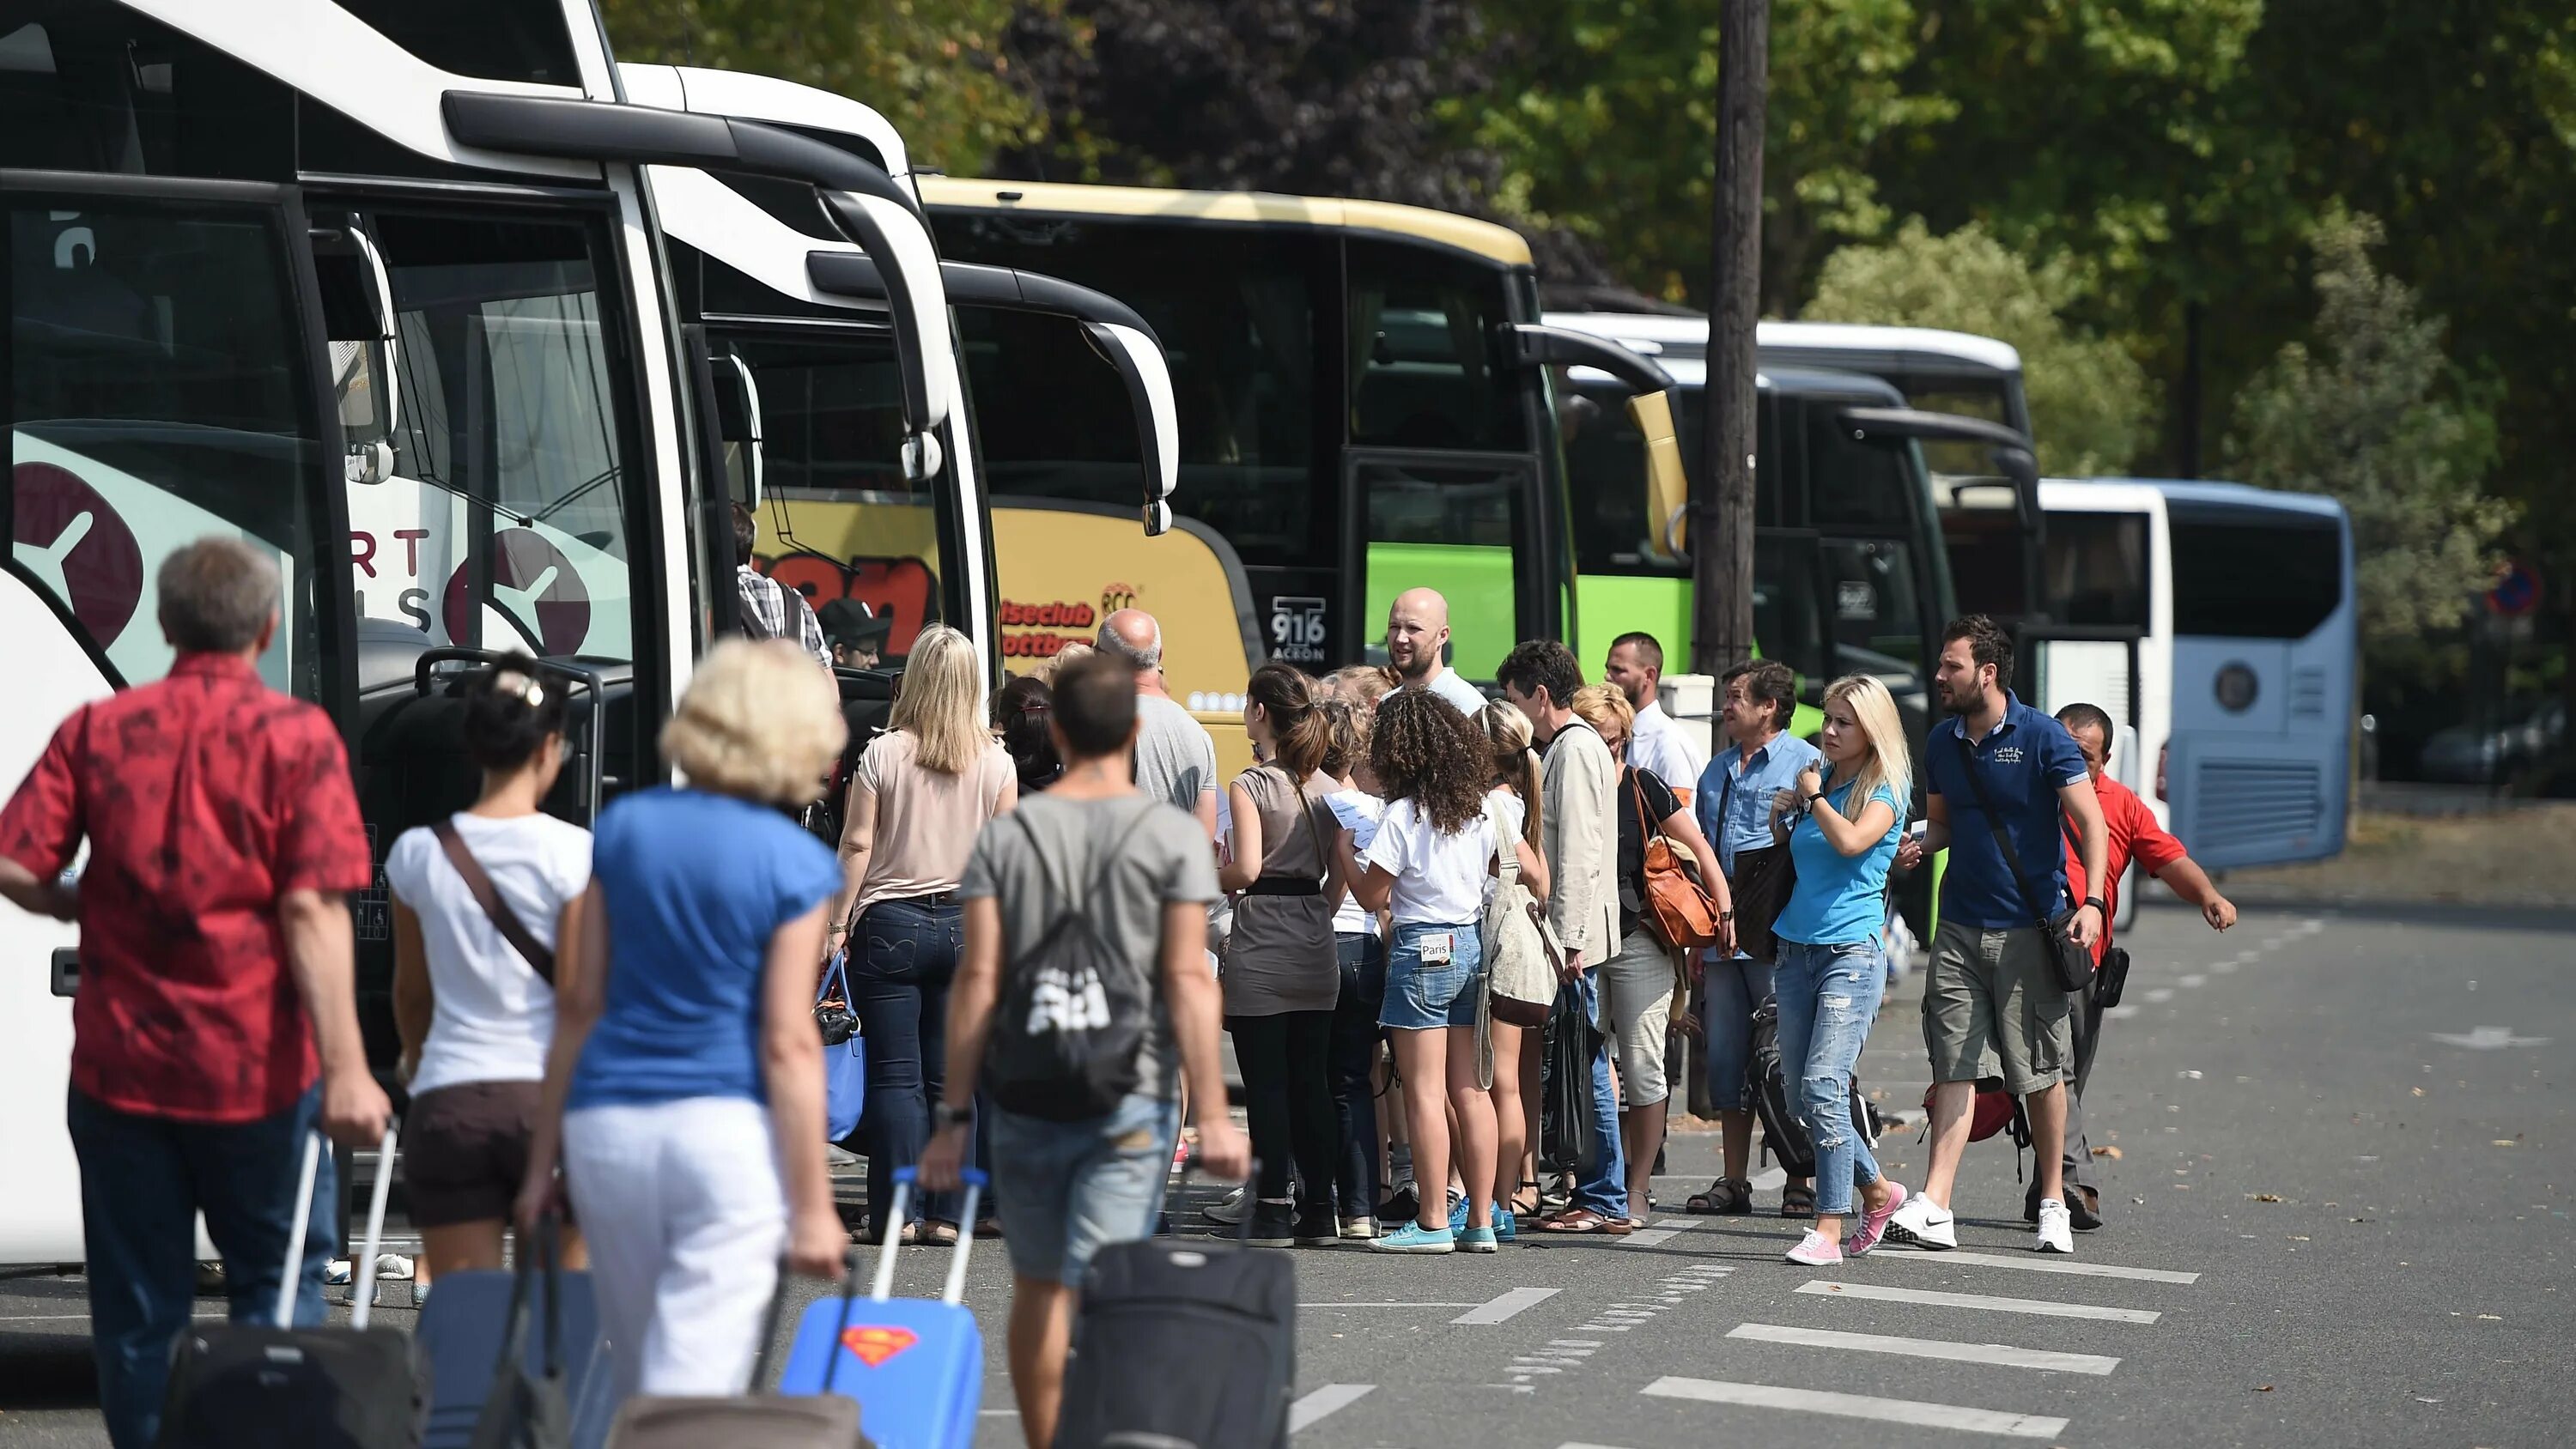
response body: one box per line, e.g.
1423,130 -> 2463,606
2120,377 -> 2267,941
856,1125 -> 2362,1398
2047,701 -> 2236,1233
0,538 -> 389,1449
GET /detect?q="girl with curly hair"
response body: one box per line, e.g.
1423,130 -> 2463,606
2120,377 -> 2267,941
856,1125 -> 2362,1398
1337,689 -> 1501,1254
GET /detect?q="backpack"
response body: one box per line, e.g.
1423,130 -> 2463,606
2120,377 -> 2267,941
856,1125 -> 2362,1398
1747,995 -> 1877,1179
984,804 -> 1162,1121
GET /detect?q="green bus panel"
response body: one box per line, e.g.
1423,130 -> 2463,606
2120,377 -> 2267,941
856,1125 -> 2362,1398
1575,574 -> 1824,737
1365,542 -> 1517,682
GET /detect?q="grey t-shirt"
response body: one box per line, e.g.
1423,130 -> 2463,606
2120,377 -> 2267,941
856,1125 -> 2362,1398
958,792 -> 1219,1101
1133,694 -> 1218,818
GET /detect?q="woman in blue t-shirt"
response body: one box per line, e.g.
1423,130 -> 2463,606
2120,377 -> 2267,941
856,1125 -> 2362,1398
513,640 -> 851,1404
1765,674 -> 1914,1267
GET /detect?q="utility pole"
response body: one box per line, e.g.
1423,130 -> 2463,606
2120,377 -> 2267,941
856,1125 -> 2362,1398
1691,0 -> 1768,678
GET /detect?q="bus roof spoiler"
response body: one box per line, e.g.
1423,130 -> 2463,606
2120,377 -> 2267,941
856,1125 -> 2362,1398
440,91 -> 951,462
810,252 -> 1179,533
1506,323 -> 1677,397
1833,406 -> 2030,452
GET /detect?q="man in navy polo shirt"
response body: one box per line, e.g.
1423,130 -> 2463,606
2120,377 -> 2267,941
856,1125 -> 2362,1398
1886,615 -> 2109,1256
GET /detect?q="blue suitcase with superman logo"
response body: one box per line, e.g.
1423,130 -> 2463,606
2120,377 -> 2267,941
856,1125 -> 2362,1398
776,1167 -> 986,1449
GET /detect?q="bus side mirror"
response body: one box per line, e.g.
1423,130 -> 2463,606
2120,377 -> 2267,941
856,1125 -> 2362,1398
708,350 -> 765,508
1078,321 -> 1177,537
1627,389 -> 1689,559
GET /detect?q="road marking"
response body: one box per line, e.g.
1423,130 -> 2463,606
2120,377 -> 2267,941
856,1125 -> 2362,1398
1303,1300 -> 1483,1309
1451,1287 -> 1561,1325
1288,1384 -> 1374,1432
2142,986 -> 2177,1003
1622,1218 -> 1702,1247
1727,1322 -> 2122,1374
1871,1249 -> 2200,1284
2177,973 -> 2208,987
1798,1281 -> 2160,1323
1641,1377 -> 2069,1438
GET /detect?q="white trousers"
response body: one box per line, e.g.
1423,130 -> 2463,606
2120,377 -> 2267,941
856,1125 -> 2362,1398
563,1097 -> 787,1404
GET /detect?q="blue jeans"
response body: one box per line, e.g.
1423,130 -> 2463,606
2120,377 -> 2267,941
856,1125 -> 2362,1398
1700,954 -> 1776,1113
990,1092 -> 1180,1287
1331,932 -> 1388,1217
850,895 -> 983,1228
1773,939 -> 1887,1215
1571,969 -> 1628,1219
67,1083 -> 337,1449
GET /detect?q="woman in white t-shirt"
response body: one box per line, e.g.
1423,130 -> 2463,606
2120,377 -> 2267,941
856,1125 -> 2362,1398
389,658 -> 593,1281
1337,690 -> 1504,1255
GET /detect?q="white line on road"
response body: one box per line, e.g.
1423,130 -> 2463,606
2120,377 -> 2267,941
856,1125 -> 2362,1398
1622,1218 -> 1702,1247
1451,1287 -> 1562,1325
2142,986 -> 2178,1003
1727,1321 -> 2122,1374
1303,1301 -> 1483,1309
2178,973 -> 2208,987
1872,1249 -> 2200,1284
1799,1280 -> 2160,1322
1641,1377 -> 2069,1439
1288,1384 -> 1375,1432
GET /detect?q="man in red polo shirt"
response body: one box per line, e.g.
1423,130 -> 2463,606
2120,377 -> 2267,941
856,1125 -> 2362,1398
0,538 -> 389,1449
2045,701 -> 2237,1232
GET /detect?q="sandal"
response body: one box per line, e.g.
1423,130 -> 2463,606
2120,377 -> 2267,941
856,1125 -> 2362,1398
1780,1184 -> 1816,1218
1537,1207 -> 1634,1236
921,1222 -> 962,1247
974,1218 -> 1005,1240
1685,1178 -> 1753,1216
1510,1179 -> 1543,1216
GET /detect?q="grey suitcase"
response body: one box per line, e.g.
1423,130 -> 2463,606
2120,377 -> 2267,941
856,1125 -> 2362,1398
600,1257 -> 869,1449
416,1222 -> 615,1449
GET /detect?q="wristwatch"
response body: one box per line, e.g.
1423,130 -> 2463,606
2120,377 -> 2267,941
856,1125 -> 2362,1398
1801,791 -> 1824,808
933,1103 -> 975,1128
2083,896 -> 2108,914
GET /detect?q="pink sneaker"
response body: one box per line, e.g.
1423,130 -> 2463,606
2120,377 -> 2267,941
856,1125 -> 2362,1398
1784,1228 -> 1844,1266
1844,1180 -> 1909,1258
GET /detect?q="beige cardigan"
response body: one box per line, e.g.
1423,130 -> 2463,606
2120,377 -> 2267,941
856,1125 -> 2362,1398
1540,718 -> 1621,966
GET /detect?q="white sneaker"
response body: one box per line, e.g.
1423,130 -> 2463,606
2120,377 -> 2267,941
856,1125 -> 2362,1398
1340,1216 -> 1378,1240
1886,1196 -> 1958,1251
1202,1186 -> 1248,1226
2035,1199 -> 2075,1254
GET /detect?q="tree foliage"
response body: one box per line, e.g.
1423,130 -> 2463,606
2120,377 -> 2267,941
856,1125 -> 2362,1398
599,0 -> 1042,175
1804,220 -> 2154,475
2223,211 -> 2514,650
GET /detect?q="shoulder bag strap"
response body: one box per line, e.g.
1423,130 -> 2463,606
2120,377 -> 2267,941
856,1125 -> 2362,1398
1948,735 -> 2057,932
1486,796 -> 1517,888
432,819 -> 555,986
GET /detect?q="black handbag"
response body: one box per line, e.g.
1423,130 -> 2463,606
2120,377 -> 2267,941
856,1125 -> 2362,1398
1713,766 -> 1795,961
1950,736 -> 2093,993
2057,815 -> 2134,1009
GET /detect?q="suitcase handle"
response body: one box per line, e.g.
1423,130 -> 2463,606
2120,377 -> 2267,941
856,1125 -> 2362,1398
488,1215 -> 566,1385
873,1166 -> 987,1306
275,1124 -> 398,1330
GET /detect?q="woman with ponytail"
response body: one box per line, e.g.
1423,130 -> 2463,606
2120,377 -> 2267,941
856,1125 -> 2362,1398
388,656 -> 591,1284
1479,700 -> 1550,1228
1217,663 -> 1345,1247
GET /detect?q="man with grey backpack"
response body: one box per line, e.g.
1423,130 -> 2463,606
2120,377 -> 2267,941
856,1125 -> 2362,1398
920,651 -> 1248,1449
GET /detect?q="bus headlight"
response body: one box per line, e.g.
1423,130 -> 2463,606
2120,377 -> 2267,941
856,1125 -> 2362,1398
2215,663 -> 2259,712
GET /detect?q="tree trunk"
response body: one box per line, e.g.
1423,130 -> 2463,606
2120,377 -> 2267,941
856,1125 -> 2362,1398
1692,0 -> 1768,677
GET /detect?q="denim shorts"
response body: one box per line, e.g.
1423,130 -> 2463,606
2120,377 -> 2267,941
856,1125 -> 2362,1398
989,1092 -> 1180,1287
1378,920 -> 1484,1032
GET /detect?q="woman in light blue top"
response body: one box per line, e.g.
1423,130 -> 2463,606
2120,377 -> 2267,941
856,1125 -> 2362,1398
1766,673 -> 1912,1267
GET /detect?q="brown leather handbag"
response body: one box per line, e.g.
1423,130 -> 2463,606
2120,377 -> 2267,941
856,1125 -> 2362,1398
1631,771 -> 1723,950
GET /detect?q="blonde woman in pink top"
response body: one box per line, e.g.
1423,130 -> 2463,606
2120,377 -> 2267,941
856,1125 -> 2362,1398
825,626 -> 1017,1244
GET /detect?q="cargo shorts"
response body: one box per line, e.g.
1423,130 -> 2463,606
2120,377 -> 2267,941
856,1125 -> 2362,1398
1922,919 -> 2071,1096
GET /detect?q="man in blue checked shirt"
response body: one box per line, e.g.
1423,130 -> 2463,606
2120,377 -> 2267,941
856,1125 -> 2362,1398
1683,658 -> 1820,1218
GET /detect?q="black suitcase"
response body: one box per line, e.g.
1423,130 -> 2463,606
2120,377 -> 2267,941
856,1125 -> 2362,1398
1747,996 -> 1874,1180
159,1126 -> 428,1448
1050,1171 -> 1293,1449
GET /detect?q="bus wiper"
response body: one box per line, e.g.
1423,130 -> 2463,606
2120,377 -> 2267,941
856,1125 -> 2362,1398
527,464 -> 623,528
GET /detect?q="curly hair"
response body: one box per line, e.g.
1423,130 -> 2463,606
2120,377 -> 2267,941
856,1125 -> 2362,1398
1369,688 -> 1490,836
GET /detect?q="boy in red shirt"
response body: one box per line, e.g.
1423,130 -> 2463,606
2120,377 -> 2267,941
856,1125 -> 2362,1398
2050,703 -> 2237,1229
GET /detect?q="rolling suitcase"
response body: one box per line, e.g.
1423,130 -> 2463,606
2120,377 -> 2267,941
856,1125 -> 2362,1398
775,1167 -> 987,1449
158,1126 -> 428,1448
415,1221 -> 616,1449
601,1266 -> 865,1449
1050,1168 -> 1294,1449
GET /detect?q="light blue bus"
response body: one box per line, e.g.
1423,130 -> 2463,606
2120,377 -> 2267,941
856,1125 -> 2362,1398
2020,479 -> 2356,871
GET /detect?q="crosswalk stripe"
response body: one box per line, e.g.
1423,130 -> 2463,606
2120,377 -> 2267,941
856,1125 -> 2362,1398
1799,1280 -> 2160,1323
1288,1384 -> 1374,1432
1621,1219 -> 1700,1247
1641,1377 -> 2069,1438
1726,1321 -> 2122,1374
1873,1249 -> 2200,1284
1452,1287 -> 1562,1325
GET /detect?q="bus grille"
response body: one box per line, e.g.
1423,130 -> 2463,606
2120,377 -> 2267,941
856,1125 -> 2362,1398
2290,668 -> 2328,718
2195,760 -> 2324,852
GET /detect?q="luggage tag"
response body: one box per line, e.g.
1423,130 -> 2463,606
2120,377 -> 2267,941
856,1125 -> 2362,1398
1420,932 -> 1455,966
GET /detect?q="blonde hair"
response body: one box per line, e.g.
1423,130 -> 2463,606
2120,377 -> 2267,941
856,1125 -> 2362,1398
663,639 -> 848,805
1569,684 -> 1636,745
1480,700 -> 1544,849
1327,664 -> 1394,707
888,625 -> 987,773
1821,673 -> 1911,810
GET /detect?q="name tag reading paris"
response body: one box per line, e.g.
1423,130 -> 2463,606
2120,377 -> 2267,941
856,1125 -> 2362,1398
1420,932 -> 1455,966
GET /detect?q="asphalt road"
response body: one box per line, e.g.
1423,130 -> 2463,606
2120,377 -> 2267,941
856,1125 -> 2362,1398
3,900 -> 2568,1447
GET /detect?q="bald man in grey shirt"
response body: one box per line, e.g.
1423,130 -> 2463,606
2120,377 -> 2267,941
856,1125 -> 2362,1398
1099,608 -> 1220,840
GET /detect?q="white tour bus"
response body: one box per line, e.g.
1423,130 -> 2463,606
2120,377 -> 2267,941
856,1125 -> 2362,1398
2,0 -> 978,1269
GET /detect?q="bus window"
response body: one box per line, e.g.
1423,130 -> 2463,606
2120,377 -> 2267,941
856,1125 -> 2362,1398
1820,536 -> 1929,697
935,217 -> 1324,571
2045,510 -> 2150,628
349,211 -> 640,670
1357,456 -> 1533,681
1564,378 -> 1694,578
1806,413 -> 1921,531
2170,510 -> 2341,640
1346,239 -> 1524,454
9,197 -> 325,694
1892,376 -> 2013,479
